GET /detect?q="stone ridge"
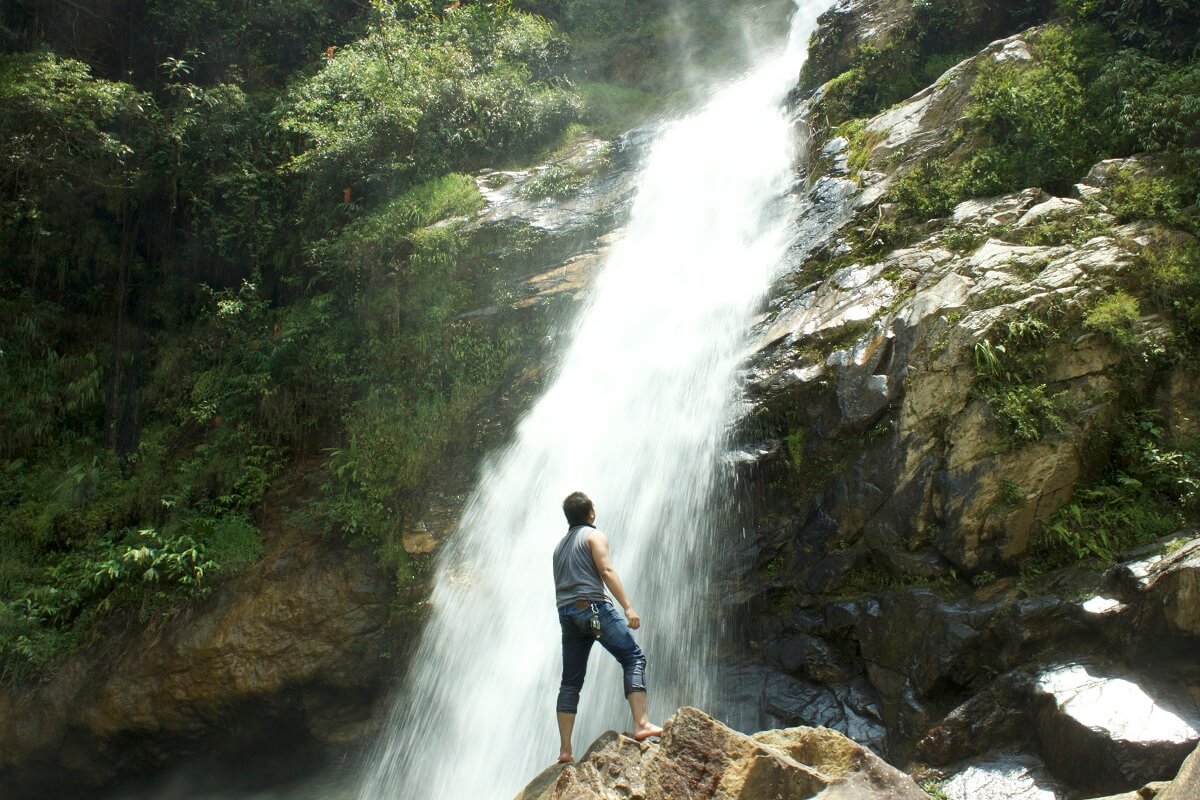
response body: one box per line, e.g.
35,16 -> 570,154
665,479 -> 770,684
515,706 -> 931,800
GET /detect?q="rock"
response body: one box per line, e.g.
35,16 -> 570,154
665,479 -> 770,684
751,725 -> 926,799
1013,197 -> 1084,229
863,33 -> 1038,170
954,189 -> 1048,228
401,520 -> 438,554
514,707 -> 931,800
762,672 -> 889,756
801,0 -> 917,88
940,751 -> 1070,800
0,522 -> 395,796
1157,369 -> 1200,443
645,707 -> 830,800
1086,783 -> 1170,800
916,672 -> 1034,767
1033,663 -> 1200,794
1115,535 -> 1200,639
1157,743 -> 1200,800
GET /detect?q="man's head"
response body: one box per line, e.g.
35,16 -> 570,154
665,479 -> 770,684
562,491 -> 594,526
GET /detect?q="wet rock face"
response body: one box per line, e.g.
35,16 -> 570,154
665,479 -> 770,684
515,707 -> 931,800
800,0 -> 917,89
732,14 -> 1200,792
746,182 -> 1152,575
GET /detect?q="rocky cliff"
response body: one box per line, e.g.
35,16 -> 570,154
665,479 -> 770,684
719,6 -> 1200,799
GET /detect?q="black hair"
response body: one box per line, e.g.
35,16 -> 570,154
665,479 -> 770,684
562,491 -> 594,526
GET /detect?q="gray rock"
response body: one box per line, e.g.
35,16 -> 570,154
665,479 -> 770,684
761,671 -> 888,756
1158,742 -> 1200,800
864,33 -> 1039,169
941,751 -> 1070,800
1033,663 -> 1200,794
1116,535 -> 1200,638
1014,197 -> 1084,229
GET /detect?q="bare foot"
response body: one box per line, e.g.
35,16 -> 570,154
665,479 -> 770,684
557,752 -> 574,764
632,723 -> 663,742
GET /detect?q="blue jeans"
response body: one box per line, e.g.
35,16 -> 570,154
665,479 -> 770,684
556,601 -> 647,714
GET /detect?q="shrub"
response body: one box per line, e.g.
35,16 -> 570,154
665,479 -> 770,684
1059,0 -> 1200,60
973,315 -> 1069,443
1085,291 -> 1140,348
1104,169 -> 1198,235
957,26 -> 1109,196
1040,412 -> 1198,564
888,160 -> 958,221
1,526 -> 217,683
1136,238 -> 1200,345
283,5 -> 580,199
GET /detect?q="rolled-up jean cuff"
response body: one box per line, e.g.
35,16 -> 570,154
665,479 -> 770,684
622,659 -> 646,696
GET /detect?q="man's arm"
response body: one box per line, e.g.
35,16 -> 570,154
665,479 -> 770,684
588,530 -> 641,630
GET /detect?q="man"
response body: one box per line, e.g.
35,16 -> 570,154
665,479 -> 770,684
552,491 -> 662,764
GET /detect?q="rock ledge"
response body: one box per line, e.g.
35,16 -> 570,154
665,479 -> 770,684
515,706 -> 930,800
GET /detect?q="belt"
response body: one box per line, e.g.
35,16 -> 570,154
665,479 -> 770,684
573,599 -> 593,610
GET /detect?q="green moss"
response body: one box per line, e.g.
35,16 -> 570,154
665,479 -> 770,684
785,426 -> 808,473
994,478 -> 1027,512
834,118 -> 886,179
197,514 -> 262,572
1085,291 -> 1140,349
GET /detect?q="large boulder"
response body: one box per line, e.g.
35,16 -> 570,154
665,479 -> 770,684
939,751 -> 1070,800
1032,663 -> 1200,795
0,521 -> 394,796
1158,743 -> 1200,800
1115,535 -> 1200,639
515,707 -> 930,800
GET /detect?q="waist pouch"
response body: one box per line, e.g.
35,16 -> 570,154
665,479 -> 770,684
571,604 -> 602,640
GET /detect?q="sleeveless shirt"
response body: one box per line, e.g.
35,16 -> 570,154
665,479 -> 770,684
552,524 -> 609,608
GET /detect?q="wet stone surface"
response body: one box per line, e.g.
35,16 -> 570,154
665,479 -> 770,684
941,751 -> 1069,800
1034,663 -> 1200,794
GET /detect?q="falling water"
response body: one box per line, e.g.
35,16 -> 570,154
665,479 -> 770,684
358,3 -> 828,797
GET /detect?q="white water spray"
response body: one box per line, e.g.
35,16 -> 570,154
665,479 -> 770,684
358,4 -> 827,797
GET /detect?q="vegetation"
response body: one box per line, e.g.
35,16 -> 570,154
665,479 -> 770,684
805,0 -> 1056,127
973,315 -> 1069,443
1037,413 -> 1199,565
0,0 -> 617,683
810,6 -> 1200,229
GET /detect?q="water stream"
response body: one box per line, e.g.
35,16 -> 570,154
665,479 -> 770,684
357,4 -> 828,797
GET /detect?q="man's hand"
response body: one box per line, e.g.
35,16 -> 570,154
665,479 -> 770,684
625,606 -> 641,630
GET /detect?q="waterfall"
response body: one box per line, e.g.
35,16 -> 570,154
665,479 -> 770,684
357,3 -> 828,797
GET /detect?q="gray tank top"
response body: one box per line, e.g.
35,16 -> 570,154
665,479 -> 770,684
552,525 -> 609,608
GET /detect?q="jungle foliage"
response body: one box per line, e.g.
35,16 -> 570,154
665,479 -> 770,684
0,0 -> 586,683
